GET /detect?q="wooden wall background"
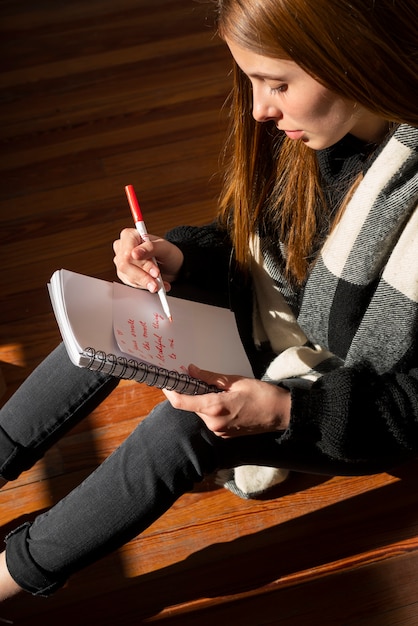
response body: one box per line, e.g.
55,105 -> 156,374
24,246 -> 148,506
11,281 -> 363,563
1,1 -> 418,624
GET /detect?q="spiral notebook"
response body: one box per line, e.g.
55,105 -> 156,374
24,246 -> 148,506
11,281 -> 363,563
48,269 -> 253,395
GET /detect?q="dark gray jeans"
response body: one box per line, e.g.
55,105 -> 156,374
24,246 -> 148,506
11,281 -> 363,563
0,344 -> 290,596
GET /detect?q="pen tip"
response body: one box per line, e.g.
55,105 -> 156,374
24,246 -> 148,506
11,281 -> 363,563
168,316 -> 173,323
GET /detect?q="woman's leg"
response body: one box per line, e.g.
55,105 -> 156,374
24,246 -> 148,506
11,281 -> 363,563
0,343 -> 119,481
2,401 -> 293,597
2,340 -> 381,600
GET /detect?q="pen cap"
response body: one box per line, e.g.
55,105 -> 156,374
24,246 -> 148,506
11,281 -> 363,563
125,185 -> 143,223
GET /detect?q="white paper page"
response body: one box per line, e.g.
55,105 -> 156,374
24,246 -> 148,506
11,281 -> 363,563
49,270 -> 124,367
112,282 -> 253,377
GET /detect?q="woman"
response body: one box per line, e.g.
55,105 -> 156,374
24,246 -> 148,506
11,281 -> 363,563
1,0 -> 417,600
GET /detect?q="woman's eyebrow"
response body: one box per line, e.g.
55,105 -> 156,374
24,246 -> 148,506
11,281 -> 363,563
247,70 -> 287,81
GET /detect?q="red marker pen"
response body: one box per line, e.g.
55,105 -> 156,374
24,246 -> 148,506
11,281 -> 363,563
125,185 -> 172,322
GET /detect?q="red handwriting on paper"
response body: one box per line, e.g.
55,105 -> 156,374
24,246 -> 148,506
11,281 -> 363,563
139,320 -> 148,338
168,337 -> 176,360
152,334 -> 178,363
117,314 -> 181,366
128,319 -> 136,338
137,320 -> 152,352
115,327 -> 126,347
152,313 -> 164,329
138,320 -> 150,352
153,333 -> 166,363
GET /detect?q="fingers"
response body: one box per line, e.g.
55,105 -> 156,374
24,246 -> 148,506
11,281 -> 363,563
162,387 -> 240,438
188,364 -> 230,390
113,228 -> 184,289
113,228 -> 161,291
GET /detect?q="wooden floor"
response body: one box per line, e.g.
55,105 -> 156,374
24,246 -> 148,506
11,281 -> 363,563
1,1 -> 418,624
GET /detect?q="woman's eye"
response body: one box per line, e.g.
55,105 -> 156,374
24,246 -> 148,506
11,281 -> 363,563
270,84 -> 288,94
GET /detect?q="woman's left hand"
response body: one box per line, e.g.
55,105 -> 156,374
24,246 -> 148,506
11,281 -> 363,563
163,364 -> 291,438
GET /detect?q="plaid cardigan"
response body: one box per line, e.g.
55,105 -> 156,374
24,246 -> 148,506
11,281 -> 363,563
168,124 -> 418,498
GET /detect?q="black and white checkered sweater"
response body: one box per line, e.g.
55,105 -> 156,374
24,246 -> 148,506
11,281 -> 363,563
230,124 -> 418,497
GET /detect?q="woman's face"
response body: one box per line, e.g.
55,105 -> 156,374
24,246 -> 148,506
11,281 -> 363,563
227,39 -> 387,149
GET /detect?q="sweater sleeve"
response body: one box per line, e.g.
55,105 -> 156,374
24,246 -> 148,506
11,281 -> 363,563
282,361 -> 418,474
165,221 -> 234,307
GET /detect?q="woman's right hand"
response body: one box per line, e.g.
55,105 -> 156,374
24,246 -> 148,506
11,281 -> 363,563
113,228 -> 184,293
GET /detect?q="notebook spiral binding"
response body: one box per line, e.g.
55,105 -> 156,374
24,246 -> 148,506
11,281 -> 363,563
84,347 -> 219,395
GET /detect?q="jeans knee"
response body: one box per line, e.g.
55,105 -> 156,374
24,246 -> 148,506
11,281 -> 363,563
144,401 -> 220,476
146,401 -> 206,443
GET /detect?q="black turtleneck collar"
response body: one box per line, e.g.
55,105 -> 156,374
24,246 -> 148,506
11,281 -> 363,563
316,133 -> 378,209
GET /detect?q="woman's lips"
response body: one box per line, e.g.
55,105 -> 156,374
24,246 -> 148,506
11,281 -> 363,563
283,130 -> 305,140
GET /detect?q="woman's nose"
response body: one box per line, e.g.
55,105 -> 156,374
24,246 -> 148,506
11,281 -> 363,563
252,87 -> 282,123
